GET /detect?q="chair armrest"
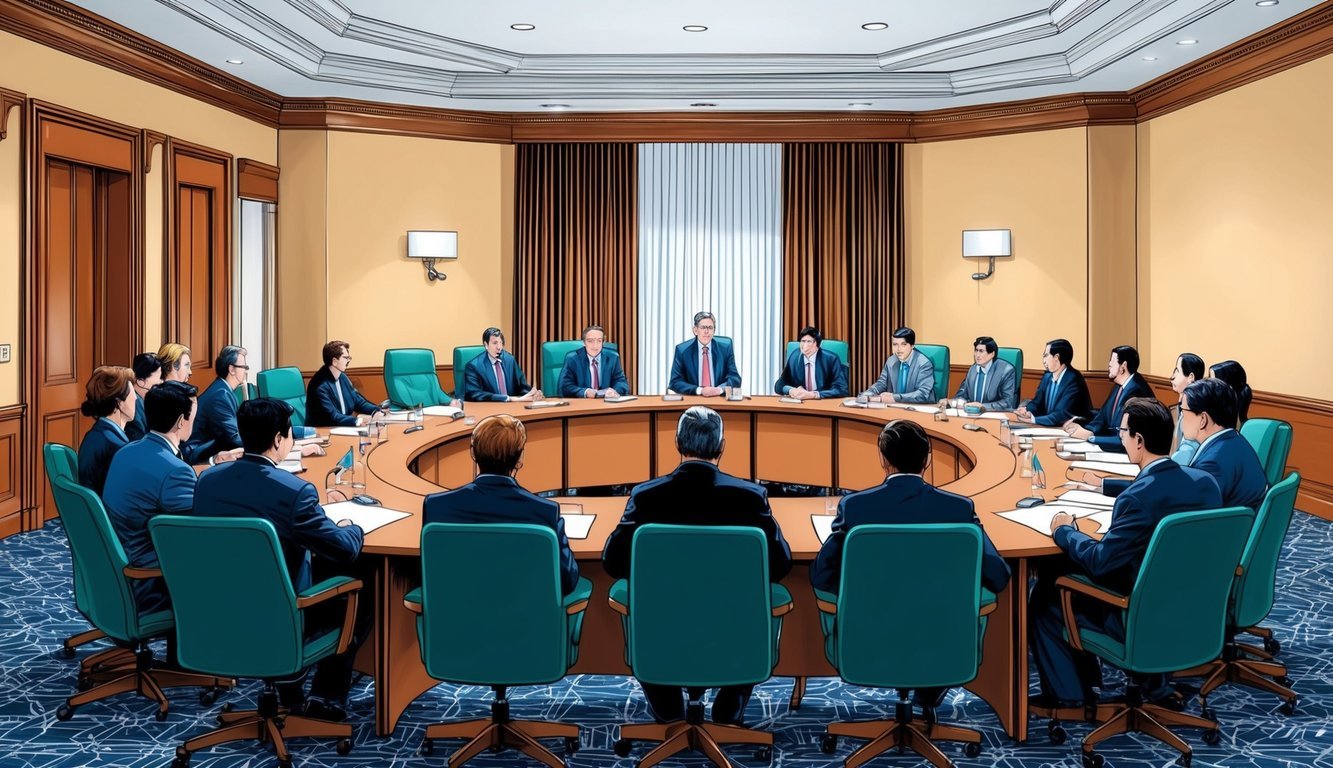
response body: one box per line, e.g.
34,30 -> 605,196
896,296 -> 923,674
771,584 -> 795,617
565,577 -> 593,615
403,586 -> 423,615
123,566 -> 162,580
1056,574 -> 1127,652
608,578 -> 629,616
297,576 -> 363,656
813,587 -> 838,616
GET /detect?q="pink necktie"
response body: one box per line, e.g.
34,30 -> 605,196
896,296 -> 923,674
493,359 -> 508,397
591,358 -> 600,391
805,360 -> 815,391
700,347 -> 713,388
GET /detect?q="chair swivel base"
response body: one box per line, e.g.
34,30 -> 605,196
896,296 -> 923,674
616,702 -> 773,768
421,693 -> 578,768
1031,702 -> 1121,745
1189,650 -> 1299,716
170,688 -> 352,768
1080,686 -> 1219,768
821,699 -> 981,768
55,646 -> 234,722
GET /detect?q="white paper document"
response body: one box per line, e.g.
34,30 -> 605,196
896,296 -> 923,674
973,412 -> 1018,421
380,411 -> 416,422
423,405 -> 465,418
1011,427 -> 1069,438
1058,441 -> 1104,454
779,397 -> 803,404
996,503 -> 1107,535
329,427 -> 365,437
840,399 -> 868,409
321,501 -> 411,533
888,403 -> 941,414
560,513 -> 596,540
277,459 -> 305,474
1071,460 -> 1140,477
604,395 -> 638,403
525,400 -> 568,409
812,514 -> 836,544
1057,489 -> 1115,508
1080,451 -> 1132,464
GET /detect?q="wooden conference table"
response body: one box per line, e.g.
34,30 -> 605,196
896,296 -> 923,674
297,397 -> 1087,741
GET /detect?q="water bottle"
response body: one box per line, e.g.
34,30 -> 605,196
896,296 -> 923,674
999,418 -> 1011,447
358,428 -> 371,456
415,402 -> 425,423
1019,445 -> 1034,478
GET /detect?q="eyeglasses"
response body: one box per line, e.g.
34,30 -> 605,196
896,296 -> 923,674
697,325 -> 715,331
233,364 -> 251,370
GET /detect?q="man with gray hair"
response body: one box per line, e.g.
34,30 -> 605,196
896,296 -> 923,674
603,405 -> 791,726
669,311 -> 742,396
181,344 -> 249,464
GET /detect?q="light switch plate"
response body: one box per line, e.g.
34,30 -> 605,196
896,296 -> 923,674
0,344 -> 10,363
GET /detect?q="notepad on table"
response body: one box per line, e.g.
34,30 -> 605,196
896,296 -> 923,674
277,459 -> 305,474
812,514 -> 836,544
973,411 -> 1018,421
604,395 -> 638,403
840,399 -> 868,409
524,400 -> 568,409
1011,427 -> 1067,438
379,411 -> 416,422
888,403 -> 940,414
779,397 -> 802,404
559,513 -> 596,540
1070,460 -> 1140,477
1056,489 -> 1115,508
1058,440 -> 1103,453
422,405 -> 465,418
996,503 -> 1105,535
321,501 -> 411,533
329,427 -> 365,437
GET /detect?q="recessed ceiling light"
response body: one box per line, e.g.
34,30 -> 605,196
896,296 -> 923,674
848,103 -> 873,108
1177,38 -> 1199,45
225,59 -> 244,65
510,23 -> 535,31
1256,1 -> 1279,6
690,103 -> 717,107
861,22 -> 889,31
683,25 -> 708,32
1142,55 -> 1158,61
540,104 -> 571,110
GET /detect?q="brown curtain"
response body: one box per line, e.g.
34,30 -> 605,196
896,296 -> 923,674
515,144 -> 638,383
782,143 -> 904,388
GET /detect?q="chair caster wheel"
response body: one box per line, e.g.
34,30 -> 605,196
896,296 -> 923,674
337,738 -> 353,755
76,675 -> 92,691
278,759 -> 294,768
220,702 -> 234,713
419,739 -> 434,756
1178,752 -> 1192,767
199,688 -> 219,706
488,743 -> 503,753
1200,706 -> 1216,721
820,733 -> 838,754
171,756 -> 190,768
964,742 -> 982,758
1264,637 -> 1281,655
1048,722 -> 1067,745
1277,676 -> 1293,687
59,646 -> 77,660
1202,729 -> 1221,746
754,745 -> 772,762
1279,698 -> 1297,716
564,736 -> 579,756
55,704 -> 74,721
1081,751 -> 1104,768
613,738 -> 632,758
155,708 -> 169,722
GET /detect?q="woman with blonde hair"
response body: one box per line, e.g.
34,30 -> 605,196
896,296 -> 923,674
77,366 -> 136,495
157,342 -> 192,383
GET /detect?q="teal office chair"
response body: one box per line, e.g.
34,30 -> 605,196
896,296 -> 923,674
384,348 -> 453,409
784,339 -> 850,386
1186,473 -> 1301,716
816,524 -> 993,765
1048,507 -> 1254,767
257,367 -> 309,426
452,345 -> 486,401
47,476 -> 232,723
997,347 -> 1023,378
1240,418 -> 1293,488
609,525 -> 793,767
150,516 -> 361,768
232,382 -> 258,406
541,340 -> 621,394
404,523 -> 592,766
914,343 -> 950,401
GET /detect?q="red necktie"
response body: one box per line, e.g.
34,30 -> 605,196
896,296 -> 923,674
493,358 -> 508,397
805,360 -> 815,391
701,346 -> 713,388
1112,384 -> 1125,416
591,358 -> 600,391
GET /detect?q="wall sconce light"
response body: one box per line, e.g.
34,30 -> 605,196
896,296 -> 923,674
407,230 -> 458,282
962,229 -> 1011,280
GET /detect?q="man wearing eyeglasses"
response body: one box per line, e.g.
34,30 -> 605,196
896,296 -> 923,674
181,345 -> 250,464
669,311 -> 741,397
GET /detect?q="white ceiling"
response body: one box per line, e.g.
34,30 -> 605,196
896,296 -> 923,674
65,0 -> 1320,112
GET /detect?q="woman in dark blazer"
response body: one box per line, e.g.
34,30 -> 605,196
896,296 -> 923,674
125,352 -> 162,441
77,366 -> 136,495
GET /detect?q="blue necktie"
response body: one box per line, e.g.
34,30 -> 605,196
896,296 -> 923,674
897,363 -> 908,394
975,368 -> 986,401
1047,376 -> 1059,411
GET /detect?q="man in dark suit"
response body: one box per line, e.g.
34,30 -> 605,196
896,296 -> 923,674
1064,345 -> 1153,452
194,398 -> 365,720
424,414 -> 580,594
603,406 -> 791,725
668,311 -> 741,396
464,327 -> 542,402
125,352 -> 162,442
860,327 -> 936,404
102,380 -> 200,614
558,324 -> 631,400
811,418 -> 1010,710
306,340 -> 384,427
1031,398 -> 1222,708
953,335 -> 1018,411
182,345 -> 249,464
774,325 -> 848,400
1016,338 -> 1093,426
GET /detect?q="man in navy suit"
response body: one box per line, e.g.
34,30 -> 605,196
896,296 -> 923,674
774,325 -> 848,400
861,327 -> 936,404
125,352 -> 162,442
1031,398 -> 1222,708
603,406 -> 791,725
668,311 -> 741,396
424,414 -> 580,595
102,380 -> 200,614
558,324 -> 630,399
194,398 -> 365,720
182,345 -> 249,464
306,340 -> 384,427
1063,345 -> 1153,452
1179,378 -> 1267,510
811,418 -> 1010,710
1016,338 -> 1093,426
464,327 -> 542,402
953,335 -> 1018,411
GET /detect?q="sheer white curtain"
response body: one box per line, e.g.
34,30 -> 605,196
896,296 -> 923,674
636,143 -> 783,395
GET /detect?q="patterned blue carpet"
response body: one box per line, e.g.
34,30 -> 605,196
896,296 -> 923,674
2,513 -> 1331,768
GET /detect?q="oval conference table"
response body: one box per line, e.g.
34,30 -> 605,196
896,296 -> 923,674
291,396 -> 1098,742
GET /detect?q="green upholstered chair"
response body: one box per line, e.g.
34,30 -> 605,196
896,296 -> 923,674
784,339 -> 850,387
149,516 -> 360,768
815,524 -> 993,765
231,382 -> 257,406
997,347 -> 1024,378
540,340 -> 621,395
913,343 -> 950,402
1241,418 -> 1293,488
256,367 -> 308,426
1186,473 -> 1301,716
404,523 -> 592,766
609,525 -> 793,766
452,345 -> 486,402
1049,507 -> 1254,767
383,348 -> 453,409
48,476 -> 232,723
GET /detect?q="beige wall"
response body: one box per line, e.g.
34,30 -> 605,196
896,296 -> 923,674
276,130 -> 330,371
0,106 -> 20,405
1138,54 -> 1333,402
906,128 -> 1090,372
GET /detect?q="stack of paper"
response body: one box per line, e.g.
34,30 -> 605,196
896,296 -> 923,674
1058,441 -> 1104,454
812,514 -> 836,544
1012,427 -> 1068,438
974,412 -> 1018,421
380,411 -> 416,422
1070,460 -> 1140,477
840,399 -> 868,409
329,427 -> 365,437
321,501 -> 411,533
560,513 -> 596,540
888,403 -> 941,414
277,459 -> 305,474
1056,489 -> 1115,508
996,503 -> 1112,535
423,405 -> 465,418
604,395 -> 638,403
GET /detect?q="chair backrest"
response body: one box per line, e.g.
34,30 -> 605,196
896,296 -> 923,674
541,340 -> 621,393
48,475 -> 141,643
836,524 -> 983,688
1232,472 -> 1301,630
419,522 -> 569,685
149,516 -> 306,679
231,382 -> 257,406
913,343 -> 950,400
1240,418 -> 1293,487
256,367 -> 308,426
628,525 -> 774,687
452,345 -> 486,401
784,339 -> 849,367
997,346 -> 1023,377
1122,507 -> 1254,673
384,348 -> 450,408
44,442 -> 78,487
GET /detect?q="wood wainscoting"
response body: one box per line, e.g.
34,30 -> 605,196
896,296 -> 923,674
0,405 -> 23,539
